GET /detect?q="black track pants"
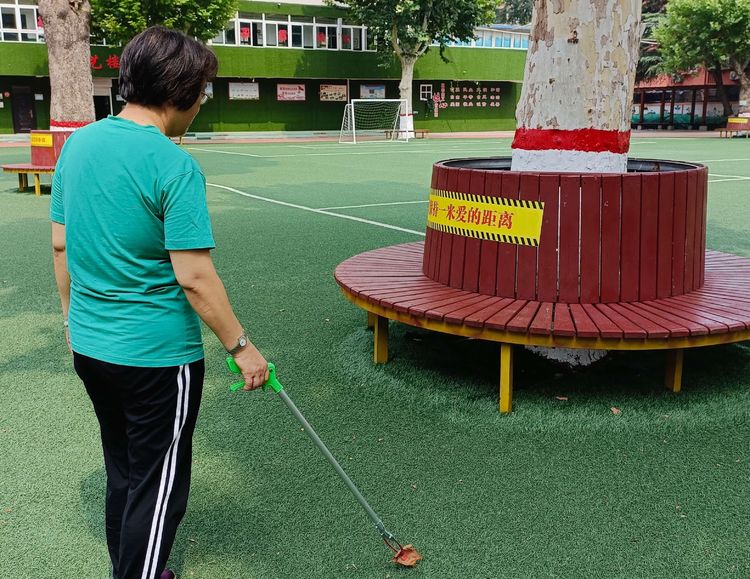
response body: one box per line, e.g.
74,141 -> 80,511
74,353 -> 204,579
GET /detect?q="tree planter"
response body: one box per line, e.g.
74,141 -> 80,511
423,158 -> 708,304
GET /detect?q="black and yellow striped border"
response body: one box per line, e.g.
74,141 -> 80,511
430,188 -> 544,210
428,221 -> 540,246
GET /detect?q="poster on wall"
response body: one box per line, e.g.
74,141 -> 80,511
360,84 -> 386,99
319,84 -> 348,102
228,82 -> 259,100
277,83 -> 306,101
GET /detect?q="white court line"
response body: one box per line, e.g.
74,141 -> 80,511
190,146 -> 511,159
709,177 -> 750,183
698,158 -> 750,163
318,200 -> 428,210
707,173 -> 750,179
207,182 -> 425,237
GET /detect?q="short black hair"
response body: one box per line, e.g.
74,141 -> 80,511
119,26 -> 218,111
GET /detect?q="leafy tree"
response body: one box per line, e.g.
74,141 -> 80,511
636,12 -> 664,82
655,0 -> 750,116
90,0 -> 238,45
331,0 -> 496,107
496,0 -> 533,25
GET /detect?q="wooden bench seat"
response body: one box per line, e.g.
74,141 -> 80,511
2,163 -> 55,196
335,242 -> 750,412
383,129 -> 429,139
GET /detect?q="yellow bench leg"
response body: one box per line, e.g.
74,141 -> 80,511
665,349 -> 684,393
34,173 -> 41,197
367,311 -> 377,330
374,315 -> 388,364
499,343 -> 514,413
18,173 -> 28,191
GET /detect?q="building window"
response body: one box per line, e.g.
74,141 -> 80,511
420,84 -> 433,101
0,3 -> 42,43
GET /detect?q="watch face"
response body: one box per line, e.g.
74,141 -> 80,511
239,336 -> 247,347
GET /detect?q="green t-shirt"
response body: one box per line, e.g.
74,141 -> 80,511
50,116 -> 215,367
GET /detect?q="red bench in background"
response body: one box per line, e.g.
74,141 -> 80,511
1,130 -> 72,196
718,117 -> 750,138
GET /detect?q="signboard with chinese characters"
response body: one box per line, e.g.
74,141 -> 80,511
319,84 -> 347,102
360,84 -> 386,99
277,83 -> 306,101
427,188 -> 544,246
427,82 -> 504,119
229,82 -> 260,100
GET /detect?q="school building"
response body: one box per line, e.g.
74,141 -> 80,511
0,0 -> 530,134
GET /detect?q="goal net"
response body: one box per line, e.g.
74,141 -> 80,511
339,99 -> 410,143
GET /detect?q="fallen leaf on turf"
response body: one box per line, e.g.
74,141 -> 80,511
611,407 -> 622,415
555,396 -> 568,401
392,545 -> 422,567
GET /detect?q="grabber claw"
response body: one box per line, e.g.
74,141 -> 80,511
384,538 -> 423,567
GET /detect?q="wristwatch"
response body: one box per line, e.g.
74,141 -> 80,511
227,332 -> 248,355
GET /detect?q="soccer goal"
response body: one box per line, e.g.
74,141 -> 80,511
339,99 -> 411,143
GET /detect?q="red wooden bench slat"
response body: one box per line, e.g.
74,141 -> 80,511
617,302 -> 690,337
646,171 -> 666,299
698,167 -> 708,287
478,172 -> 502,295
444,296 -> 508,325
640,300 -> 728,336
537,174 -> 561,302
423,165 -> 440,276
582,304 -> 623,338
507,301 -> 541,332
600,174 -> 622,302
409,292 -> 481,317
463,297 -> 518,328
665,296 -> 745,331
620,174 -> 642,302
671,294 -> 750,330
606,303 -> 671,338
579,175 -> 601,303
656,172 -> 674,298
529,302 -> 554,335
437,166 -> 457,285
424,293 -> 491,321
368,285 -> 450,305
448,169 -> 472,289
461,170 -> 486,293
594,303 -> 648,339
389,288 -> 468,313
568,303 -> 600,338
693,170 -> 706,289
626,302 -> 708,338
671,170 -> 688,295
516,173 -> 540,300
496,172 -> 520,298
431,165 -> 451,280
552,303 -> 576,336
484,299 -> 528,331
683,168 -> 698,292
558,174 -> 581,303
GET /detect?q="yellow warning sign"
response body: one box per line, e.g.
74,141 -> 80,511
427,188 -> 544,246
30,133 -> 53,147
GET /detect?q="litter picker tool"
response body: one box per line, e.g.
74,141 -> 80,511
227,358 -> 422,567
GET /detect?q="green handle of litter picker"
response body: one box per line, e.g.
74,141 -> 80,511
226,357 -> 283,394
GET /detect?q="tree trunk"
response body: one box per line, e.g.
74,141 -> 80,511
730,59 -> 750,116
712,64 -> 734,118
38,0 -> 95,130
512,0 -> 641,367
398,55 -> 416,112
512,0 -> 642,173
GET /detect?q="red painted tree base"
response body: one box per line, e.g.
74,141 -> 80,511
335,242 -> 750,412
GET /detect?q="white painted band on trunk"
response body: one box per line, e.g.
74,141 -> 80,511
510,149 -> 628,173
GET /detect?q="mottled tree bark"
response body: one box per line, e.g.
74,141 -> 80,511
512,0 -> 642,172
38,0 -> 95,129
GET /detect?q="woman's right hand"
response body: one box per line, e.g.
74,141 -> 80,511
232,341 -> 269,391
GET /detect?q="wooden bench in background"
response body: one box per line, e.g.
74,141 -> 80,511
384,129 -> 430,140
2,163 -> 55,196
718,117 -> 750,137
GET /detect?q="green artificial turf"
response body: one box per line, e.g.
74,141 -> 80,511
1,136 -> 749,578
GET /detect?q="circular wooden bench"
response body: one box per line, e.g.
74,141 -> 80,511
335,158 -> 750,412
